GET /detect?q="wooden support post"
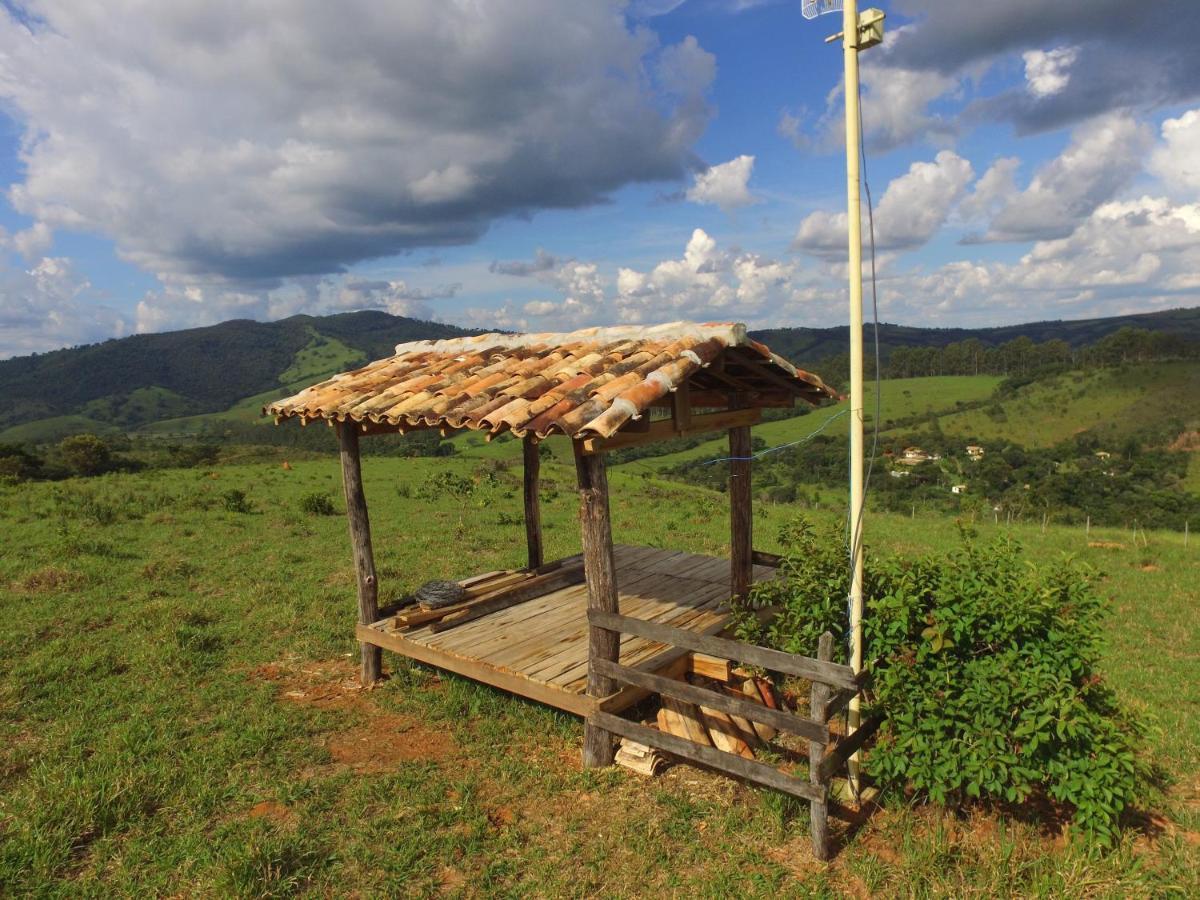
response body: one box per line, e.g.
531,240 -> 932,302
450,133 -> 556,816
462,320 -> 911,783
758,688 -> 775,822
809,631 -> 833,862
573,441 -> 619,768
338,423 -> 382,685
522,435 -> 543,569
729,424 -> 753,603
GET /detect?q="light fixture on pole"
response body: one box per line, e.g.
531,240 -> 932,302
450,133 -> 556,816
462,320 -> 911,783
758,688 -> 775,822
801,0 -> 885,800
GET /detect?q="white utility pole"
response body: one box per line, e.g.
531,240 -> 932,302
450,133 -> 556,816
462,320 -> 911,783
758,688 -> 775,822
802,0 -> 885,801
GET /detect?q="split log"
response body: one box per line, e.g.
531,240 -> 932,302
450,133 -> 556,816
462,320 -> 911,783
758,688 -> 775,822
658,696 -> 711,746
697,706 -> 755,759
690,653 -> 732,682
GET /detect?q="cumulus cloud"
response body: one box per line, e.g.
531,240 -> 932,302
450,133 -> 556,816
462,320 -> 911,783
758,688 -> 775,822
686,155 -> 758,211
888,0 -> 1200,134
0,257 -> 126,357
1149,108 -> 1200,195
1022,46 -> 1079,98
793,150 -> 974,256
981,113 -> 1152,241
0,1 -> 715,292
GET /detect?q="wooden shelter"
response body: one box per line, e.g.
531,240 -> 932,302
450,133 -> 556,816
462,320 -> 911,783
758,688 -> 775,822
267,322 -> 873,859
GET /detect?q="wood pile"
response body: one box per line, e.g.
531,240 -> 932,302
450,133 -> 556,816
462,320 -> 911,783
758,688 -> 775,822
390,555 -> 584,633
619,653 -> 783,772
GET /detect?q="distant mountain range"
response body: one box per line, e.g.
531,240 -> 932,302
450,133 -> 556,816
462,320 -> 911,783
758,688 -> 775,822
2,306 -> 1198,443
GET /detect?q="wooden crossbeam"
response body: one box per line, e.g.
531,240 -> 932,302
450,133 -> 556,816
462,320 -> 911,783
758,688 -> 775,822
581,407 -> 761,455
588,609 -> 859,690
592,657 -> 828,743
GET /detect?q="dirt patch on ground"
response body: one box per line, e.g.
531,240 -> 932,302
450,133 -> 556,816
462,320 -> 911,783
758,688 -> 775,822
251,657 -> 459,773
244,800 -> 295,824
16,566 -> 87,593
251,656 -> 370,712
1087,540 -> 1125,550
326,714 -> 458,772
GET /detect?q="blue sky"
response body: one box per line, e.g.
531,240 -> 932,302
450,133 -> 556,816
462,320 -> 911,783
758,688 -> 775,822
0,0 -> 1198,357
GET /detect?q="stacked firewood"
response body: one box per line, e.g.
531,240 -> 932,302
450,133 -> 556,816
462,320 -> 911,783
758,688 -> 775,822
616,653 -> 781,773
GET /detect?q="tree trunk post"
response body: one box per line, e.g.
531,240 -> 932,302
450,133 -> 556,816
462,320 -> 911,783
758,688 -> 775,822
809,630 -> 833,861
522,435 -> 543,570
573,441 -> 619,768
338,423 -> 382,685
729,424 -> 753,604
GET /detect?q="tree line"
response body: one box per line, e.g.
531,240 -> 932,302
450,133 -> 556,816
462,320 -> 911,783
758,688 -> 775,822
810,327 -> 1198,387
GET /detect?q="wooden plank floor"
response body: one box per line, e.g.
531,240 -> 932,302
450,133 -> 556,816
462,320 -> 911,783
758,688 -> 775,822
360,545 -> 777,716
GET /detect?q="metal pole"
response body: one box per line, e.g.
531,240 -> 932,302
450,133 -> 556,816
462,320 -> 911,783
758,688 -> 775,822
843,0 -> 865,800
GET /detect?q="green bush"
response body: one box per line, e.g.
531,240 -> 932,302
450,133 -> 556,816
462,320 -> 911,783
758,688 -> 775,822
57,433 -> 111,477
221,489 -> 251,514
736,518 -> 1142,846
299,491 -> 337,516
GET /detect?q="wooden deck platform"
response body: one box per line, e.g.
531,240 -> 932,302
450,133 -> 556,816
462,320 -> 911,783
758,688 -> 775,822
358,545 -> 778,716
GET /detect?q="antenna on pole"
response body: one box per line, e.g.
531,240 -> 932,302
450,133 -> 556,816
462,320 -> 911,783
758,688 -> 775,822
800,0 -> 885,804
801,0 -> 842,19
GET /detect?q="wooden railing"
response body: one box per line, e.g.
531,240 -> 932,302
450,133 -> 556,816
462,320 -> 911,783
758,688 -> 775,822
588,609 -> 880,861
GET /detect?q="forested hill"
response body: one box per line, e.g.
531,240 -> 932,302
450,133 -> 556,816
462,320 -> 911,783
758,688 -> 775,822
753,306 -> 1200,368
0,311 -> 476,433
2,305 -> 1199,439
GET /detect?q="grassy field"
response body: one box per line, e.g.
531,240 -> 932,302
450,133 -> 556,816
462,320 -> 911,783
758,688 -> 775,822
934,362 -> 1200,448
629,375 -> 1002,472
1,448 -> 1197,897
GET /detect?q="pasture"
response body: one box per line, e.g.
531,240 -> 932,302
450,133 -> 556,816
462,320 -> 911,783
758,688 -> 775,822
1,448 -> 1197,897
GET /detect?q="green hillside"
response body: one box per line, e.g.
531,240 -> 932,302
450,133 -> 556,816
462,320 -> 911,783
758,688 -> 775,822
932,361 -> 1200,448
628,374 -> 1004,471
0,312 -> 476,439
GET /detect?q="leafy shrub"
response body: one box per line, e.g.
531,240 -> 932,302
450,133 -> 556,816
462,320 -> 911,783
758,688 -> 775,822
299,491 -> 337,516
221,489 -> 251,513
736,518 -> 1142,846
57,433 -> 111,477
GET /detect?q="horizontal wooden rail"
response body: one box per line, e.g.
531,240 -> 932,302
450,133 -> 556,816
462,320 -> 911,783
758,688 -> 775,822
588,609 -> 860,691
817,712 -> 884,781
592,658 -> 828,744
591,711 -> 823,803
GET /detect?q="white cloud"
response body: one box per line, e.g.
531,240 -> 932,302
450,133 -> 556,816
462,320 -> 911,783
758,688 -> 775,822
0,257 -> 126,357
1149,108 -> 1200,195
1022,46 -> 1079,98
0,1 -> 714,292
793,150 -> 974,256
982,113 -> 1152,241
686,155 -> 758,211
958,157 -> 1020,222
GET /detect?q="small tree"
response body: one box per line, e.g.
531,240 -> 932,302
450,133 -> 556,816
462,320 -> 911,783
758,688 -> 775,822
57,433 -> 111,477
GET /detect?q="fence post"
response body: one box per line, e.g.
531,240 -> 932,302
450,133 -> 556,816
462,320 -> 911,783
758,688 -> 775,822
809,631 -> 833,861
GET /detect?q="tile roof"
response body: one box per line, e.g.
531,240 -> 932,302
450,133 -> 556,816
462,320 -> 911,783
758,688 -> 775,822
265,321 -> 835,441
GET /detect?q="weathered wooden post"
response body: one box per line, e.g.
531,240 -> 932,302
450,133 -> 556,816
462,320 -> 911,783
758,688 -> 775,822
522,435 -> 543,570
337,422 -> 382,685
809,630 -> 834,861
729,423 -> 753,603
573,441 -> 619,768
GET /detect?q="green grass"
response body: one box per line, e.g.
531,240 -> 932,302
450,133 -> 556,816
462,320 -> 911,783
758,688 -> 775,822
0,415 -> 121,444
936,361 -> 1200,447
638,375 -> 1002,471
1,449 -> 1196,896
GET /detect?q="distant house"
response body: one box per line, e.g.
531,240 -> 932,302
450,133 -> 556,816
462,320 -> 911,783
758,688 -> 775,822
966,444 -> 985,461
889,468 -> 911,478
899,446 -> 938,465
1094,450 -> 1112,460
951,484 -> 968,494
